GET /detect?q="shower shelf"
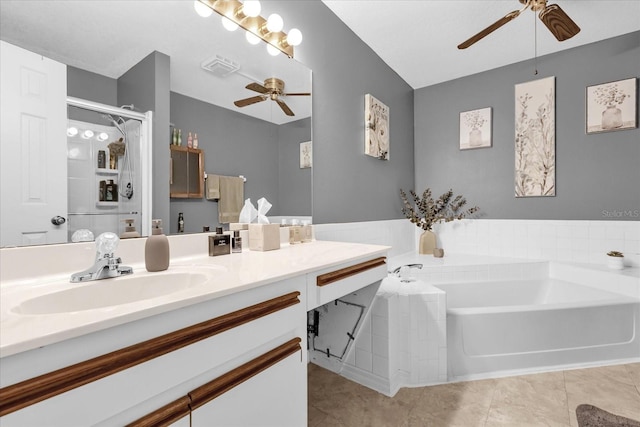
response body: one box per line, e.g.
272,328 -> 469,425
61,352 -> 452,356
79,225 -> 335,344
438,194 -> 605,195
96,201 -> 118,208
96,168 -> 118,175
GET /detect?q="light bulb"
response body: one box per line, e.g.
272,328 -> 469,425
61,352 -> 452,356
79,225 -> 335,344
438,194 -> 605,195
221,16 -> 239,31
97,132 -> 109,141
245,31 -> 261,45
266,44 -> 280,56
242,0 -> 261,18
193,0 -> 213,18
286,28 -> 302,46
82,130 -> 94,139
266,14 -> 284,33
67,126 -> 78,137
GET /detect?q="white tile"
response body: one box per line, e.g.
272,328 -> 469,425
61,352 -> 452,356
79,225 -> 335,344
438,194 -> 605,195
372,333 -> 389,357
371,315 -> 389,338
372,354 -> 388,378
355,348 -> 373,372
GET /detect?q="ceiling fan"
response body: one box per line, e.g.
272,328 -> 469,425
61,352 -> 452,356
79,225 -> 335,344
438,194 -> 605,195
234,77 -> 311,117
458,0 -> 580,49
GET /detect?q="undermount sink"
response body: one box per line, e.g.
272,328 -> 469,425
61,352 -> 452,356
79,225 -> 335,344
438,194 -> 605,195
12,269 -> 222,315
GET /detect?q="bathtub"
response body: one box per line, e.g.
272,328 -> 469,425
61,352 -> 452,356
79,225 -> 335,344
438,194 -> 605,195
437,278 -> 640,380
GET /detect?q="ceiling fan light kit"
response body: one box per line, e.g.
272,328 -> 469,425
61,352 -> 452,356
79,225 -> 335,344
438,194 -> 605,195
194,0 -> 302,58
457,0 -> 580,49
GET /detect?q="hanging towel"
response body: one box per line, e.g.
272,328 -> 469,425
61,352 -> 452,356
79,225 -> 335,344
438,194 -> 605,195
205,174 -> 220,200
219,176 -> 244,223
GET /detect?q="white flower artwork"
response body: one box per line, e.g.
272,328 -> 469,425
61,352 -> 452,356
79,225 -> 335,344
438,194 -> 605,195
460,107 -> 492,150
365,94 -> 389,160
586,77 -> 637,134
300,141 -> 312,168
515,76 -> 556,198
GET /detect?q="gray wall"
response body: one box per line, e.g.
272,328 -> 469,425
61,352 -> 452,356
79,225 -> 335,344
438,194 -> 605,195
278,118 -> 313,216
271,1 -> 416,224
415,31 -> 640,221
118,51 -> 171,230
170,92 -> 313,233
67,66 -> 117,106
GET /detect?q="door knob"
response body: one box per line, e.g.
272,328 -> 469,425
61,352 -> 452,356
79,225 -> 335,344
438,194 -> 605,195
51,216 -> 66,226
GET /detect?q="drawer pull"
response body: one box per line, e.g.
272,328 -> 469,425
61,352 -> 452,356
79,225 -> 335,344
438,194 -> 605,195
127,396 -> 191,427
316,257 -> 386,287
189,338 -> 302,410
0,292 -> 300,416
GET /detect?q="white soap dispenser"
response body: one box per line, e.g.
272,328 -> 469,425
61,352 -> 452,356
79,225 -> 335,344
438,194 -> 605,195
145,219 -> 170,272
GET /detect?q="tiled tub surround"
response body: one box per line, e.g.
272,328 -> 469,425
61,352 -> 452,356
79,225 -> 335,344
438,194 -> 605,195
314,219 -> 639,267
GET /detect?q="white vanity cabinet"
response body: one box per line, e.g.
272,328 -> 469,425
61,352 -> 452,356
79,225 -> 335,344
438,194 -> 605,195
0,277 -> 307,427
0,240 -> 389,427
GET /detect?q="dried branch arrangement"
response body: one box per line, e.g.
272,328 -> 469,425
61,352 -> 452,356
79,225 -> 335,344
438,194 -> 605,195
400,188 -> 479,231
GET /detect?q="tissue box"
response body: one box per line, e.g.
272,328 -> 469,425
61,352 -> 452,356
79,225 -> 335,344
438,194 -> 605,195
229,223 -> 249,231
249,224 -> 281,251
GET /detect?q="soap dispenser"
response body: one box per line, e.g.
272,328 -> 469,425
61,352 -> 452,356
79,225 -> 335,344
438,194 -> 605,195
145,219 -> 170,272
120,219 -> 141,239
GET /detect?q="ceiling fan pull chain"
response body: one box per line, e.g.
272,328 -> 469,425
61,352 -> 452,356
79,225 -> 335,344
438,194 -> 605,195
533,12 -> 537,75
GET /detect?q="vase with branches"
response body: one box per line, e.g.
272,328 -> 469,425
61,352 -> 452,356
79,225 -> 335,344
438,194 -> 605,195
400,188 -> 479,254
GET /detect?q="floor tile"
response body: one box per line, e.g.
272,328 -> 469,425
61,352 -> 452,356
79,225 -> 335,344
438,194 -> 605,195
409,379 -> 497,427
485,372 -> 570,427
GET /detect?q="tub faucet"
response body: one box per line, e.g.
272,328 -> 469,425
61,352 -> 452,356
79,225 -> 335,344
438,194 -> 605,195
70,232 -> 133,283
391,264 -> 423,276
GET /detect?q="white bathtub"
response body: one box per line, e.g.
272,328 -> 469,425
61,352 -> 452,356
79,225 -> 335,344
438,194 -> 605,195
437,278 -> 640,380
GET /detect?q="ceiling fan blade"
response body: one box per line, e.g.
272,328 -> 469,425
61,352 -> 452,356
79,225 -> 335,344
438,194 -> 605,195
234,95 -> 267,108
275,99 -> 295,116
458,9 -> 522,49
245,82 -> 270,94
281,92 -> 311,97
539,4 -> 580,41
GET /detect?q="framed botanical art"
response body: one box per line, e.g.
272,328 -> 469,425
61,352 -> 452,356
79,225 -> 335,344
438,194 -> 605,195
364,94 -> 389,160
515,76 -> 555,198
300,141 -> 312,168
586,77 -> 637,134
460,107 -> 492,150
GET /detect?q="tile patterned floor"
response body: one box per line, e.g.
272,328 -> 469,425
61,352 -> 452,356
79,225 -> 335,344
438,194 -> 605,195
308,363 -> 640,427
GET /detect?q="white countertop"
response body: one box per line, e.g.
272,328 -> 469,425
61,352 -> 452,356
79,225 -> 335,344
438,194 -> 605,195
0,240 -> 389,358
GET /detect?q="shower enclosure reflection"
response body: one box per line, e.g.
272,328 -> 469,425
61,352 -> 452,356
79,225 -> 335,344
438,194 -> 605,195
66,98 -> 152,242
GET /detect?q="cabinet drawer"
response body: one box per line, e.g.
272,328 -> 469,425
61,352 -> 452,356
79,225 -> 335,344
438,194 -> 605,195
0,287 -> 304,426
306,257 -> 387,310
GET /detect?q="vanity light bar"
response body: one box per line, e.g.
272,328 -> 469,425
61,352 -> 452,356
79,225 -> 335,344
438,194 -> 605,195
197,0 -> 295,58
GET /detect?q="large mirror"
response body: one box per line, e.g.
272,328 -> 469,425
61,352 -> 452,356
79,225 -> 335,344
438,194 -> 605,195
0,0 -> 312,245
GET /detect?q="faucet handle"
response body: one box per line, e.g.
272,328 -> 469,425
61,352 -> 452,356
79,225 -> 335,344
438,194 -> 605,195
95,232 -> 119,260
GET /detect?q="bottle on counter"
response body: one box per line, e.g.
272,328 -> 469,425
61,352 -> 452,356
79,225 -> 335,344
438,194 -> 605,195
172,128 -> 178,145
177,129 -> 182,146
187,131 -> 193,148
209,226 -> 231,256
178,212 -> 185,233
232,230 -> 242,253
193,133 -> 199,149
145,219 -> 170,272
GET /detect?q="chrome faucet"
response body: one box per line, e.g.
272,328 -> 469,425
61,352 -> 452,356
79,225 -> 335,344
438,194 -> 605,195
70,232 -> 133,283
390,263 -> 423,276
391,263 -> 423,283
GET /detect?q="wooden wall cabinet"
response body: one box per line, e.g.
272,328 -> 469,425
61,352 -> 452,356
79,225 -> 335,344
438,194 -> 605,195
170,146 -> 204,198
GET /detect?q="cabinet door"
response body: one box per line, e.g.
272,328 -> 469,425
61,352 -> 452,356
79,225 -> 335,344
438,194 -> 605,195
170,146 -> 203,198
190,343 -> 306,427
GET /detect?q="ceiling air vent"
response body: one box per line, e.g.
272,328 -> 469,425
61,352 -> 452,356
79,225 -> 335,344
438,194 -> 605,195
201,54 -> 240,78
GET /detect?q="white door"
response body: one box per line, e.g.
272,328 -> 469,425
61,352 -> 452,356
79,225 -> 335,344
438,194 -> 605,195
1,40 -> 68,247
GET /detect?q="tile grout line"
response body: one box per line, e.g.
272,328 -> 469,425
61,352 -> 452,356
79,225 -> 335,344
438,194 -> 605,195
563,370 -> 572,427
482,380 -> 499,426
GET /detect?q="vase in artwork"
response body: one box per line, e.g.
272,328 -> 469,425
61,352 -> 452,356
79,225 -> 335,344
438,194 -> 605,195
601,105 -> 623,130
419,230 -> 437,255
469,128 -> 483,147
